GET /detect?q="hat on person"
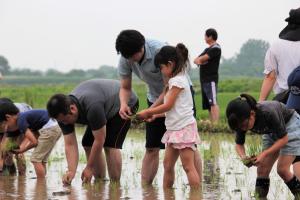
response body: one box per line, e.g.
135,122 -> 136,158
286,66 -> 300,110
279,8 -> 300,41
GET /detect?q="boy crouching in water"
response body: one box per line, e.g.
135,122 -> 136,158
0,98 -> 32,175
0,101 -> 62,177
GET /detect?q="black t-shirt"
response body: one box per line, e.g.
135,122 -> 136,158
199,43 -> 221,83
235,101 -> 294,145
59,79 -> 137,135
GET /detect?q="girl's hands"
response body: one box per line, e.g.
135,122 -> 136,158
241,155 -> 256,168
137,110 -> 152,121
254,151 -> 267,166
145,114 -> 157,122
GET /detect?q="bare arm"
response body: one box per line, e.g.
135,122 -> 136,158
17,129 -> 38,153
137,86 -> 182,119
150,92 -> 164,108
259,70 -> 276,101
255,134 -> 288,165
119,77 -> 133,119
194,54 -> 209,65
150,76 -> 169,108
235,144 -> 247,159
62,133 -> 79,185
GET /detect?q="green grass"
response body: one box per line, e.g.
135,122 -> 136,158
0,78 -> 272,122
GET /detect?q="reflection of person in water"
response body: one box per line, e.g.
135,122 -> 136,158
143,185 -> 159,200
32,179 -> 47,200
203,138 -> 221,199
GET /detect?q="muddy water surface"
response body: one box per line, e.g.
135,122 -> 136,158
0,130 -> 295,199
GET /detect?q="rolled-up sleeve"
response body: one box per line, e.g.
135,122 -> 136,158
117,57 -> 132,78
264,48 -> 278,75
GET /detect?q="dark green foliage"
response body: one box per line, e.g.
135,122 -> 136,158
0,55 -> 11,74
220,39 -> 270,77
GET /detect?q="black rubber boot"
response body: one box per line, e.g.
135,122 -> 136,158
255,177 -> 270,200
286,176 -> 300,200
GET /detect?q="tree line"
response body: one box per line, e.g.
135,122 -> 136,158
0,39 -> 269,81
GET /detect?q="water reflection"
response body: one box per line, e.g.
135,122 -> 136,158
0,132 -> 296,199
31,178 -> 48,199
142,185 -> 158,200
203,136 -> 222,199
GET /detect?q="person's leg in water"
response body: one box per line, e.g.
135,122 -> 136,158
163,145 -> 179,188
142,111 -> 165,185
194,148 -> 202,184
105,147 -> 122,181
82,126 -> 106,180
142,148 -> 160,185
84,147 -> 106,180
278,155 -> 300,199
255,151 -> 279,198
179,147 -> 200,188
32,162 -> 46,177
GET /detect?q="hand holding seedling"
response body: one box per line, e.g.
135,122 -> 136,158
241,156 -> 256,168
254,151 -> 267,166
81,166 -> 93,183
62,170 -> 75,186
119,104 -> 132,120
136,110 -> 152,121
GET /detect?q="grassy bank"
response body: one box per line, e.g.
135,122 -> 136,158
0,78 -> 268,132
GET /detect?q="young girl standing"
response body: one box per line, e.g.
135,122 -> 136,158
226,93 -> 300,199
137,44 -> 201,188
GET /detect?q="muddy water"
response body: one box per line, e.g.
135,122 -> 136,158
0,130 -> 295,200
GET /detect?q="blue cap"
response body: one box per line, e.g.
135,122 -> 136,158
286,66 -> 300,110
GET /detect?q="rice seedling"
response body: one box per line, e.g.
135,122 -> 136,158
242,138 -> 262,166
3,139 -> 19,152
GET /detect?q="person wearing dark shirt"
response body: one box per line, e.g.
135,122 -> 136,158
226,93 -> 300,199
0,103 -> 61,178
194,28 -> 221,123
47,79 -> 138,185
0,97 -> 32,175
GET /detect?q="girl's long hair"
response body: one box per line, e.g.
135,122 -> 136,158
226,93 -> 257,131
154,43 -> 189,77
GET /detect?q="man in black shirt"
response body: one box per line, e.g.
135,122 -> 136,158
194,28 -> 221,123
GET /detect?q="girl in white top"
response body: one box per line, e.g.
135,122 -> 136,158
137,43 -> 201,189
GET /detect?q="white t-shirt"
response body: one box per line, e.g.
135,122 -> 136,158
14,103 -> 32,112
164,73 -> 195,130
264,39 -> 300,94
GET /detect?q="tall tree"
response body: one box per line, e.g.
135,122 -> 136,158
220,39 -> 270,77
0,55 -> 11,74
235,39 -> 270,69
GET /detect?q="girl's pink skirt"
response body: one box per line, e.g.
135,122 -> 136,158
161,121 -> 201,151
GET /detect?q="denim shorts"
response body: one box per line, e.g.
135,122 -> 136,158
262,112 -> 300,155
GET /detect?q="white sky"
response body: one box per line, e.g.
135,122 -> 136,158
0,0 -> 299,72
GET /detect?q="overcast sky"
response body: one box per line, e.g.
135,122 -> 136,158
0,0 -> 299,72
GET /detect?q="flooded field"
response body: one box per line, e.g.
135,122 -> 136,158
0,129 -> 295,200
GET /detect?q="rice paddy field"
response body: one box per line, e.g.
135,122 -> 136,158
0,80 -> 287,199
0,130 -> 294,200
